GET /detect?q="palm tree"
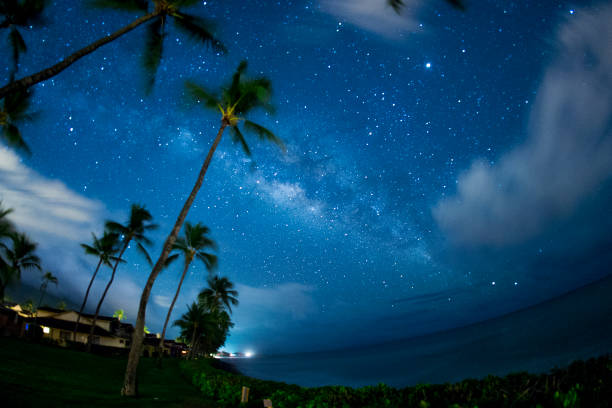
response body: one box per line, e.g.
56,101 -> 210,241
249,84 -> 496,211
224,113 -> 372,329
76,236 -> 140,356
388,0 -> 465,13
113,309 -> 125,321
198,276 -> 238,314
0,0 -> 46,81
173,301 -> 214,359
87,204 -> 156,352
0,89 -> 35,154
0,0 -> 225,99
36,271 -> 58,312
0,232 -> 40,302
122,61 -> 282,396
157,221 -> 217,357
73,231 -> 122,341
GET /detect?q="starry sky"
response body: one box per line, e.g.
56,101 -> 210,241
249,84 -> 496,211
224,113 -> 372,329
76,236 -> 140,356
1,0 -> 611,354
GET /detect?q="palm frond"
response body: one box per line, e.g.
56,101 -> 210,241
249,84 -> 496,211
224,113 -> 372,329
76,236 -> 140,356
2,123 -> 31,154
230,126 -> 251,157
184,81 -> 219,109
164,253 -> 179,268
136,242 -> 152,266
243,120 -> 285,152
142,16 -> 165,94
3,89 -> 33,119
196,252 -> 217,271
105,221 -> 128,235
88,0 -> 148,12
228,60 -> 248,104
171,11 -> 225,54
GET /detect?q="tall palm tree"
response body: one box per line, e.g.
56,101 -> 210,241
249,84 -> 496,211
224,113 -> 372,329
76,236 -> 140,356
122,61 -> 283,396
73,231 -> 122,341
87,204 -> 156,352
0,232 -> 40,302
198,276 -> 238,314
157,221 -> 217,356
0,0 -> 46,81
0,0 -> 225,99
36,271 -> 58,312
0,89 -> 35,154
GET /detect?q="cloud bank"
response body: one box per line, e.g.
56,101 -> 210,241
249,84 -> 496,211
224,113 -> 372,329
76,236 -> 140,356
433,6 -> 612,246
0,149 -> 143,317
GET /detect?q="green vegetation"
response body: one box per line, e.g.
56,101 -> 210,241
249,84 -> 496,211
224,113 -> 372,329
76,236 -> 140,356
0,337 -> 212,407
184,355 -> 612,408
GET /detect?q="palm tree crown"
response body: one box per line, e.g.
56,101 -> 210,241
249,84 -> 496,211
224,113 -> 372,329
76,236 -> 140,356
106,203 -> 157,264
186,60 -> 285,156
173,222 -> 217,269
4,232 -> 41,279
80,231 -> 123,268
198,275 -> 238,314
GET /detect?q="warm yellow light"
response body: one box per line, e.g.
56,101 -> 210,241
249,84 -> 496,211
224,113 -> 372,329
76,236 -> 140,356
42,326 -> 50,334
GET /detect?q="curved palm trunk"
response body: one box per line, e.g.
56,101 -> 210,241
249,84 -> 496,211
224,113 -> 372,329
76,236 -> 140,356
0,12 -> 161,100
157,259 -> 191,359
121,121 -> 228,396
73,258 -> 103,341
87,242 -> 130,352
188,323 -> 199,360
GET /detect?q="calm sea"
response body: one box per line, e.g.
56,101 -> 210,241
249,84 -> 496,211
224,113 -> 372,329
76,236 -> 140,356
229,276 -> 612,388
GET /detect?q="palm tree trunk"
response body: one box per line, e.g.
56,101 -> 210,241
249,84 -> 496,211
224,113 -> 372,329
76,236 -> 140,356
87,241 -> 130,352
188,323 -> 199,360
157,259 -> 191,359
122,122 -> 228,396
0,11 -> 161,100
73,258 -> 103,342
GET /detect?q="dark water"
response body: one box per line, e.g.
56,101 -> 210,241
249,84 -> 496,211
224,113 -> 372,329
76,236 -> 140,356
229,275 -> 612,388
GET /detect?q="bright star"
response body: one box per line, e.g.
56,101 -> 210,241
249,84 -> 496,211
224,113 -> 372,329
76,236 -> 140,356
425,62 -> 432,69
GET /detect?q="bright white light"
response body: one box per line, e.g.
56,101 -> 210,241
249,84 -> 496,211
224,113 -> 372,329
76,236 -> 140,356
491,281 -> 496,286
569,9 -> 574,14
245,351 -> 254,358
42,326 -> 50,334
425,62 -> 432,68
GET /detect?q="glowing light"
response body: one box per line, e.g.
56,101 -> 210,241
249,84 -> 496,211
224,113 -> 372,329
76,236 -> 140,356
425,62 -> 432,69
245,351 -> 255,358
42,326 -> 50,334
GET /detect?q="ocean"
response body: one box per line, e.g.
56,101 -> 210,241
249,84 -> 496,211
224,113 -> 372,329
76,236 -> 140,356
228,275 -> 612,388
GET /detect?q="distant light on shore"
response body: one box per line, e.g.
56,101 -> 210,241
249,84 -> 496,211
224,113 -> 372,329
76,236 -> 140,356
245,351 -> 254,358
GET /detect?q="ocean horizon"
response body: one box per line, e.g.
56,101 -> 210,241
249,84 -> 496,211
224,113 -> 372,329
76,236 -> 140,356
228,274 -> 612,388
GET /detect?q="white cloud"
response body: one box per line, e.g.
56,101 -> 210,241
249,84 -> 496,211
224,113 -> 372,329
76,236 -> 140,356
0,149 -> 144,320
232,283 -> 317,331
433,5 -> 612,246
320,0 -> 421,37
153,295 -> 172,308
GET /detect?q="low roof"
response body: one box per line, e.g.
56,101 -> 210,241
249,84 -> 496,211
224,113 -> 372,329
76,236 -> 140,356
29,317 -> 119,338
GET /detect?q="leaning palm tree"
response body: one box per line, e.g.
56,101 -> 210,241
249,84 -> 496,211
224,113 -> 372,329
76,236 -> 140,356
0,89 -> 35,154
0,232 -> 40,302
87,204 -> 156,352
121,61 -> 283,396
0,0 -> 46,81
157,221 -> 217,357
73,231 -> 122,341
0,0 -> 225,99
36,271 -> 58,312
198,275 -> 238,314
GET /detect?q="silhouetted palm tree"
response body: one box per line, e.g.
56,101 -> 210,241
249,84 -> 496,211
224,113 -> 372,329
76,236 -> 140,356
173,301 -> 214,359
0,232 -> 40,302
198,275 -> 238,314
87,204 -> 156,352
158,221 -> 217,356
122,60 -> 282,396
0,0 -> 225,99
0,0 -> 46,81
0,89 -> 35,154
36,271 -> 58,312
73,231 -> 122,341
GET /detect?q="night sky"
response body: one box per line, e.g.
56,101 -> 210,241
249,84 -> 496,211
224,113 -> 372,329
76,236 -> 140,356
1,0 -> 611,354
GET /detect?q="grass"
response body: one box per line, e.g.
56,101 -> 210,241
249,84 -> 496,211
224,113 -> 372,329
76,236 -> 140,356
0,337 -> 212,408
